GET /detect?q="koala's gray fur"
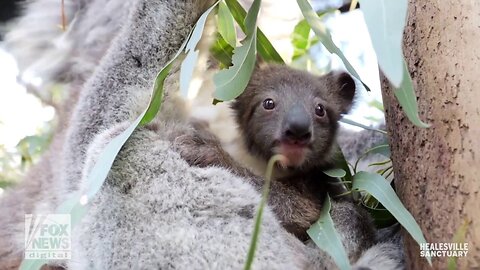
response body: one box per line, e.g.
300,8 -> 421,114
338,125 -> 391,177
0,0 -> 404,269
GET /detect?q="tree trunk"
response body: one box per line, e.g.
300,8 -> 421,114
381,1 -> 480,269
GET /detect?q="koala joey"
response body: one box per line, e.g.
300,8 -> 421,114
174,63 -> 375,243
0,0 -> 404,267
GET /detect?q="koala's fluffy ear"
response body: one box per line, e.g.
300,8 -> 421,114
325,71 -> 356,114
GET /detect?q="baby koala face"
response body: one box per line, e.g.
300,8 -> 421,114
232,64 -> 356,171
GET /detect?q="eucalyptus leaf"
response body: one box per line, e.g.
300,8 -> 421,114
339,118 -> 387,135
352,171 -> 431,265
224,0 -> 284,63
368,159 -> 392,167
307,195 -> 351,270
218,1 -> 237,47
393,61 -> 430,128
213,0 -> 260,101
185,3 -> 218,52
83,114 -> 144,199
291,9 -> 336,61
359,0 -> 407,87
291,19 -> 311,60
244,155 -> 285,270
210,33 -> 235,67
180,50 -> 199,97
359,1 -> 428,128
323,168 -> 347,178
368,99 -> 385,112
296,0 -> 370,91
180,3 -> 219,98
19,257 -> 45,270
365,144 -> 391,158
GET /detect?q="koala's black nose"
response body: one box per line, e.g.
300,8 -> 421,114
284,104 -> 312,143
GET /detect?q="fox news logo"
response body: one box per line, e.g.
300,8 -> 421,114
24,214 -> 71,260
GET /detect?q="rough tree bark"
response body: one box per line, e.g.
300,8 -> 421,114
381,1 -> 480,269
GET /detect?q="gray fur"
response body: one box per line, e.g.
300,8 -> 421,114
0,0 -> 403,269
337,125 -> 391,177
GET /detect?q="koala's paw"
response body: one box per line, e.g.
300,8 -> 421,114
173,129 -> 229,168
271,187 -> 321,240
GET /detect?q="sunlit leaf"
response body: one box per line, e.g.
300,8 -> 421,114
213,0 -> 260,101
359,0 -> 407,87
394,61 -> 430,128
368,99 -> 384,112
291,20 -> 311,60
180,3 -> 219,98
296,0 -> 370,91
218,0 -> 237,47
291,9 -> 336,61
180,50 -> 199,97
224,0 -> 283,63
307,195 -> 351,270
352,171 -> 431,265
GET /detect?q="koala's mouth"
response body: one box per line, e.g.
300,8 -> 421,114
274,141 -> 310,168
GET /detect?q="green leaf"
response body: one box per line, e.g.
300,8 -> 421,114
290,9 -> 336,61
365,144 -> 391,158
244,0 -> 259,35
332,144 -> 354,192
224,0 -> 284,63
296,0 -> 370,91
393,61 -> 430,128
213,0 -> 260,101
368,99 -> 385,112
210,33 -> 235,68
291,20 -> 311,60
359,0 -> 407,88
323,168 -> 347,178
368,159 -> 391,167
352,171 -> 431,265
307,195 -> 351,270
359,1 -> 428,128
244,155 -> 285,270
339,118 -> 387,135
180,3 -> 219,97
218,0 -> 237,47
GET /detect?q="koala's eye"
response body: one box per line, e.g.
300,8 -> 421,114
315,104 -> 326,117
262,98 -> 275,110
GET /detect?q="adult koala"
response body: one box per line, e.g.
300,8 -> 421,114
0,0 -> 403,269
